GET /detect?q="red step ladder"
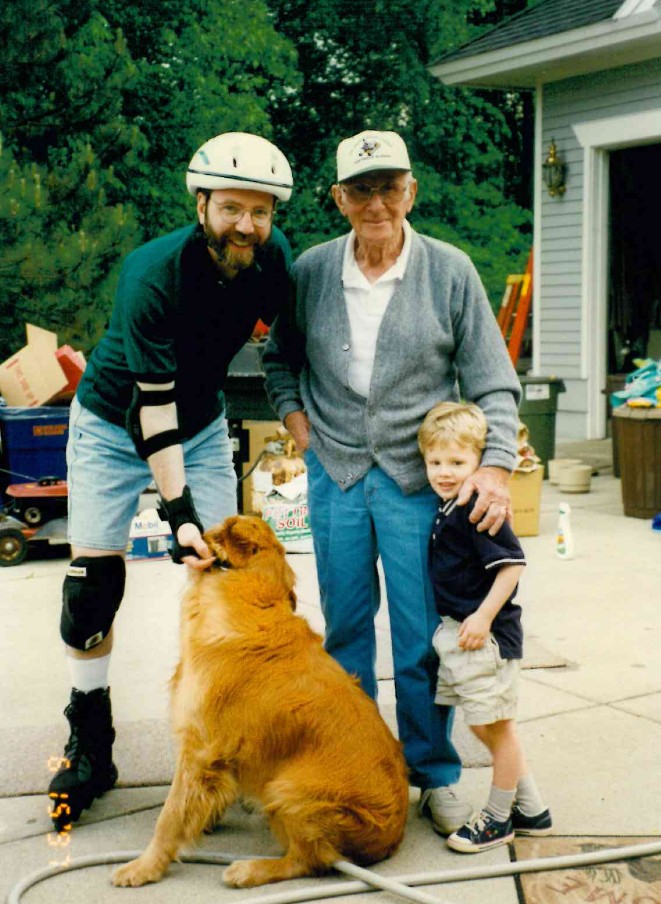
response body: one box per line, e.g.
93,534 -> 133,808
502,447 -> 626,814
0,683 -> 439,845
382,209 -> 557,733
496,249 -> 533,367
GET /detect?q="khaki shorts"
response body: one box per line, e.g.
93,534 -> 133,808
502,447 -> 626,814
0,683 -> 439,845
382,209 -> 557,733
432,616 -> 520,725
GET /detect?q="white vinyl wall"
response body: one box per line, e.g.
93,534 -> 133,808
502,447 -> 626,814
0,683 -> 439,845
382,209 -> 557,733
536,56 -> 661,438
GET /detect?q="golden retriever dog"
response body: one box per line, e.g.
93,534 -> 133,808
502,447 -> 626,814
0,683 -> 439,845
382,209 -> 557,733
113,515 -> 409,889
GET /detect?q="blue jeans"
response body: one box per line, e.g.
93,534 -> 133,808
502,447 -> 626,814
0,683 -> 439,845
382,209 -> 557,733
67,397 -> 237,550
304,449 -> 461,790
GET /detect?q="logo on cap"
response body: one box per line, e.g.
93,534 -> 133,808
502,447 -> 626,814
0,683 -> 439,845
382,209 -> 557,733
359,139 -> 380,158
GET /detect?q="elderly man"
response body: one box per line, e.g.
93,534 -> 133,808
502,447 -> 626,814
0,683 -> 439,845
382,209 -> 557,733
263,130 -> 521,836
48,133 -> 293,831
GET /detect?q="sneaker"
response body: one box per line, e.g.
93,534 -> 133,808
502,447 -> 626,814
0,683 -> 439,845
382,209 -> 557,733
511,805 -> 553,836
447,809 -> 514,853
48,688 -> 118,831
418,786 -> 473,836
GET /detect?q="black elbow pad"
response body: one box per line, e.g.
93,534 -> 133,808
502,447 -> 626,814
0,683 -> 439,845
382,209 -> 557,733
126,384 -> 180,460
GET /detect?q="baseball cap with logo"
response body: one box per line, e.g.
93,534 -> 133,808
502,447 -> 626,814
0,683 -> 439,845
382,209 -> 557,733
336,130 -> 411,182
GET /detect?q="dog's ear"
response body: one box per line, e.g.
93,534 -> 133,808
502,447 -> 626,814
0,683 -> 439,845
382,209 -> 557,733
205,515 -> 282,568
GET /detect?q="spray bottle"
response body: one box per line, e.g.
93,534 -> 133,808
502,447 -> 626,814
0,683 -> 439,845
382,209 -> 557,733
556,502 -> 575,560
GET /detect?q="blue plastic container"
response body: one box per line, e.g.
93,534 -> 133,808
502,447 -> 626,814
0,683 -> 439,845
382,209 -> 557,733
0,406 -> 70,499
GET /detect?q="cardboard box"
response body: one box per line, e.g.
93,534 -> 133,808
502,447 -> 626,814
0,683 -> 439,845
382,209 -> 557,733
125,508 -> 173,562
0,324 -> 86,407
509,466 -> 543,537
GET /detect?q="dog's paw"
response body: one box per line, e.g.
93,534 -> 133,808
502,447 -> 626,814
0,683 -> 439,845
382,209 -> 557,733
223,859 -> 263,888
112,856 -> 166,887
238,795 -> 257,814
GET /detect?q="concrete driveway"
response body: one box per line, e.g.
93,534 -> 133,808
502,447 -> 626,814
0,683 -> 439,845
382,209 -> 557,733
1,439 -> 660,903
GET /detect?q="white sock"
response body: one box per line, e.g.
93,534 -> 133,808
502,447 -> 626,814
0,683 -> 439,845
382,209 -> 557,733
516,774 -> 546,816
67,654 -> 111,693
485,785 -> 516,822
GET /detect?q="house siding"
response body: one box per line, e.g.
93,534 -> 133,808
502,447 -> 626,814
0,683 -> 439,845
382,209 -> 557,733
539,57 -> 661,438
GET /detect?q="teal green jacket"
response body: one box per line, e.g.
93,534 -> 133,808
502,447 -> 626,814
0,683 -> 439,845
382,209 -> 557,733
78,223 -> 291,440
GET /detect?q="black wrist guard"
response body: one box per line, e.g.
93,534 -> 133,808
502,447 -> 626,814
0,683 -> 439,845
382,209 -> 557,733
158,486 -> 204,564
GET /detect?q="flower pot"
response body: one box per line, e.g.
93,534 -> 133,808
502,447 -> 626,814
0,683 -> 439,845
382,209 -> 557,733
557,464 -> 592,493
548,458 -> 583,485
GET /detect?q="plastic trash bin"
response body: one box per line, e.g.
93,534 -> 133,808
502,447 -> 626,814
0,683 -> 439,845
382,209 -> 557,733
613,406 -> 661,518
518,377 -> 566,478
0,406 -> 70,501
225,342 -> 272,420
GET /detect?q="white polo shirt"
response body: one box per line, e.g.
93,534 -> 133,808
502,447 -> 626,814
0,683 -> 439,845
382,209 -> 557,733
341,219 -> 413,398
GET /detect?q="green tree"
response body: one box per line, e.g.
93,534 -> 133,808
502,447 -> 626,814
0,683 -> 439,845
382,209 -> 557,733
0,140 -> 141,356
0,0 -> 142,358
0,0 -> 535,363
266,0 -> 533,308
0,0 -> 298,359
100,0 -> 299,235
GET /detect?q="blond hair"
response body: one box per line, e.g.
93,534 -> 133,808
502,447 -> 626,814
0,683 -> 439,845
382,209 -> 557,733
418,401 -> 487,457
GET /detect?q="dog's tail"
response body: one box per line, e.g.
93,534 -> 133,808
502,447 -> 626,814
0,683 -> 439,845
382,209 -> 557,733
263,777 -> 408,868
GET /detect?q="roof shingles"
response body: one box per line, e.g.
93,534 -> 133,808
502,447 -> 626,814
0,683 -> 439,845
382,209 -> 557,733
438,0 -> 625,64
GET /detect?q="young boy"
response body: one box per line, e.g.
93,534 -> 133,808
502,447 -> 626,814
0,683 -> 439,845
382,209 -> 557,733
418,401 -> 551,854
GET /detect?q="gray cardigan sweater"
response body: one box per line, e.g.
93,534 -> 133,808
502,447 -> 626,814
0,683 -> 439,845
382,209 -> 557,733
262,228 -> 521,495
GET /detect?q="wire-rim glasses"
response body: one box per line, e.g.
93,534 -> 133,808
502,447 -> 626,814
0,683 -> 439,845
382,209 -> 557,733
341,182 -> 409,204
209,199 -> 273,227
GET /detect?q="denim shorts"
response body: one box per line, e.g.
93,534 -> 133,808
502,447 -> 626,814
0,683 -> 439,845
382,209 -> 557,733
66,397 -> 238,551
432,616 -> 520,725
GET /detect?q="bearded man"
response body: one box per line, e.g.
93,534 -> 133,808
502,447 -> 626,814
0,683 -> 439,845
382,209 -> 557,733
48,133 -> 293,830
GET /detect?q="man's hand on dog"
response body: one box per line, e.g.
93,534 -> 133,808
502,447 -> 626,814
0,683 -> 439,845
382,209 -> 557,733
177,523 -> 216,570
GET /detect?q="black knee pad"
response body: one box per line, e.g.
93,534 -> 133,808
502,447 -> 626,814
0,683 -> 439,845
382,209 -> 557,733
60,556 -> 126,651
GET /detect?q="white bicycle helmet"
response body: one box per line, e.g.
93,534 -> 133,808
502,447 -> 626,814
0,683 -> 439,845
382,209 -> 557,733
186,132 -> 293,201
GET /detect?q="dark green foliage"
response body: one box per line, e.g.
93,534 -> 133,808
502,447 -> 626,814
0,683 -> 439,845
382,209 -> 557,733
0,0 -> 533,362
99,0 -> 299,234
0,0 -> 143,356
267,0 -> 533,308
0,141 -> 141,354
0,0 -> 297,358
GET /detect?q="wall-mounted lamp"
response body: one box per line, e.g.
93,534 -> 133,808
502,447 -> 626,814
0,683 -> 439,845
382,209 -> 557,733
542,139 -> 566,197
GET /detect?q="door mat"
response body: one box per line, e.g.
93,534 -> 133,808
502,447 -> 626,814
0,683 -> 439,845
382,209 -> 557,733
515,836 -> 661,904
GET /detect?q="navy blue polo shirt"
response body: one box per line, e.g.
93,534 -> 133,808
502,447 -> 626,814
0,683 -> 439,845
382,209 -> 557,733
428,494 -> 526,659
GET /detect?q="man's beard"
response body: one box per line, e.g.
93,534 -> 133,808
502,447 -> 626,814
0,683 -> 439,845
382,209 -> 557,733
204,214 -> 260,272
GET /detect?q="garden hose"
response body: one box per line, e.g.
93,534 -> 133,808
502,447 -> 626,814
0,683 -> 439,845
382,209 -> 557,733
7,838 -> 661,904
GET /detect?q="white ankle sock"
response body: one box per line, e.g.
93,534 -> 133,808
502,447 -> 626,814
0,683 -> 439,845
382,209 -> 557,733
485,785 -> 516,822
67,654 -> 111,693
516,774 -> 546,816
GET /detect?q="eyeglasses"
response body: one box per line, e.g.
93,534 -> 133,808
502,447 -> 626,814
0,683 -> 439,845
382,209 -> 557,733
208,199 -> 273,227
341,182 -> 410,204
